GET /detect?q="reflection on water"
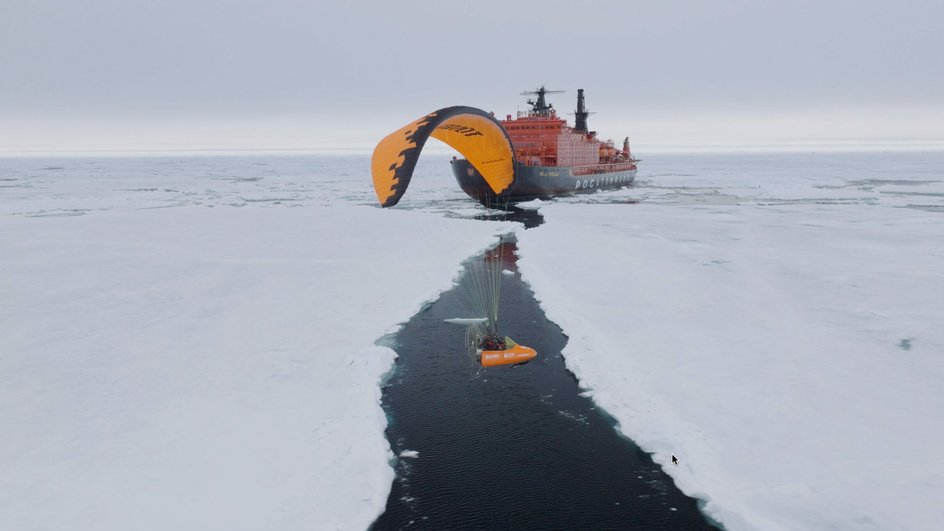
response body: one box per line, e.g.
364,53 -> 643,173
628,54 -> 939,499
472,206 -> 544,229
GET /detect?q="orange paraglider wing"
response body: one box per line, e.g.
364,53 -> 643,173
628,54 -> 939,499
371,106 -> 516,207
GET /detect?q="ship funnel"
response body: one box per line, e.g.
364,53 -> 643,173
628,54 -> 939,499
574,89 -> 589,133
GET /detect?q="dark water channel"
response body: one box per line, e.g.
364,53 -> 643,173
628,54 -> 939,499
372,211 -> 718,530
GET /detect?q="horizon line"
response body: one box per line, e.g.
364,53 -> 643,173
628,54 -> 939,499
2,139 -> 944,158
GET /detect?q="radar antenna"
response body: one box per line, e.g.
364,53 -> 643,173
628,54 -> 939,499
521,86 -> 565,115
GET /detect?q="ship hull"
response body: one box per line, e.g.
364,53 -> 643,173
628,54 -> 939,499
451,159 -> 636,204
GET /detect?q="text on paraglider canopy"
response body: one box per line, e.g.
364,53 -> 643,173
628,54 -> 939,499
438,124 -> 484,137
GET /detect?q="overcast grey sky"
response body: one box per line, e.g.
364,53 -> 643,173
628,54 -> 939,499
2,0 -> 942,151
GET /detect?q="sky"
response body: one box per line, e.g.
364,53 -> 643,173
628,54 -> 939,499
1,0 -> 942,152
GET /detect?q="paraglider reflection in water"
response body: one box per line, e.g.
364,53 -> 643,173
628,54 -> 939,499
370,106 -> 517,207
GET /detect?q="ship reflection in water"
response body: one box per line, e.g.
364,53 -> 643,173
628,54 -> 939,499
473,206 -> 544,229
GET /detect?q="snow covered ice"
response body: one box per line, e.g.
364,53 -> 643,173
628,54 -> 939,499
2,150 -> 943,530
0,154 -> 510,530
516,151 -> 944,530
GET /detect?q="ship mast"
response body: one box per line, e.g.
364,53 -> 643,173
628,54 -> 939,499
521,86 -> 564,116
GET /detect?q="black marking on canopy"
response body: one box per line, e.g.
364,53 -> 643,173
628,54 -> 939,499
380,106 -> 517,207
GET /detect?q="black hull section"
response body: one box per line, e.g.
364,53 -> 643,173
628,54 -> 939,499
451,159 -> 636,204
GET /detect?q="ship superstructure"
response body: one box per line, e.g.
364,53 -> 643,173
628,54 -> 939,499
452,87 -> 638,203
